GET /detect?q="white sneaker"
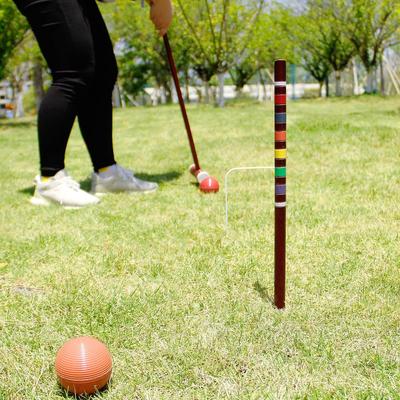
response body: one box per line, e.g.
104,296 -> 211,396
91,164 -> 158,195
30,169 -> 100,209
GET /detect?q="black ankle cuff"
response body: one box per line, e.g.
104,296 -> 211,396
40,167 -> 63,177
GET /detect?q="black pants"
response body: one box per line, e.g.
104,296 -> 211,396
13,0 -> 118,176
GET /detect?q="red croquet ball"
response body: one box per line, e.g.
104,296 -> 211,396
199,176 -> 219,193
55,336 -> 112,395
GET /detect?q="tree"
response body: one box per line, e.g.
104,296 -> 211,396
291,11 -> 332,96
111,0 -> 173,104
229,7 -> 296,94
293,1 -> 354,97
6,53 -> 31,117
0,0 -> 29,80
31,51 -> 46,109
343,0 -> 400,93
4,28 -> 48,114
175,0 -> 266,106
304,51 -> 332,97
309,0 -> 355,96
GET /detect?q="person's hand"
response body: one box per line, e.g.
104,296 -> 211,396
148,0 -> 173,37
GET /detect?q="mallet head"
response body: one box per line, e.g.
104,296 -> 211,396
189,164 -> 200,176
196,170 -> 210,183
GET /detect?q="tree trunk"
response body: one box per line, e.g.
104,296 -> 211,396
184,69 -> 190,103
170,77 -> 178,104
325,76 -> 330,97
16,89 -> 25,118
365,69 -> 376,94
352,59 -> 359,95
10,83 -> 17,118
195,87 -> 202,103
160,85 -> 167,104
318,81 -> 323,97
256,71 -> 262,101
11,77 -> 25,118
217,72 -> 225,108
335,70 -> 342,96
258,70 -> 267,101
204,80 -> 210,104
32,61 -> 45,111
380,58 -> 385,95
152,85 -> 159,106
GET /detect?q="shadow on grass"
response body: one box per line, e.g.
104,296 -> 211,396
0,119 -> 36,129
79,177 -> 92,192
134,170 -> 182,184
253,281 -> 273,305
57,380 -> 111,399
19,186 -> 35,197
79,170 -> 183,191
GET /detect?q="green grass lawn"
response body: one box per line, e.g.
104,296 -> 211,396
0,96 -> 399,399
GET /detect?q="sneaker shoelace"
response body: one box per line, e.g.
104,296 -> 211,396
59,176 -> 81,191
117,165 -> 136,182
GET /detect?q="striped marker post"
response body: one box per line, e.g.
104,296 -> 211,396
274,60 -> 286,309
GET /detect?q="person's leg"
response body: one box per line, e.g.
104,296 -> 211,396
75,0 -> 118,172
13,0 -> 97,177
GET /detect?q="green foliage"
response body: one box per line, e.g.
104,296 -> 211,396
111,0 -> 172,99
3,0 -> 400,101
119,56 -> 151,97
0,0 -> 29,80
175,0 -> 266,81
291,0 -> 355,91
292,11 -> 332,87
229,58 -> 257,91
309,0 -> 354,73
5,30 -> 46,76
230,6 -> 297,90
342,0 -> 400,71
85,0 -> 400,98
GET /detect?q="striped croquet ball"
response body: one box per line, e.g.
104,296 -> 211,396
55,336 -> 112,395
200,176 -> 219,193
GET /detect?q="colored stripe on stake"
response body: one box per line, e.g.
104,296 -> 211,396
275,94 -> 286,105
274,59 -> 286,310
275,149 -> 287,159
275,184 -> 286,196
275,131 -> 286,141
275,113 -> 286,124
275,167 -> 286,177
